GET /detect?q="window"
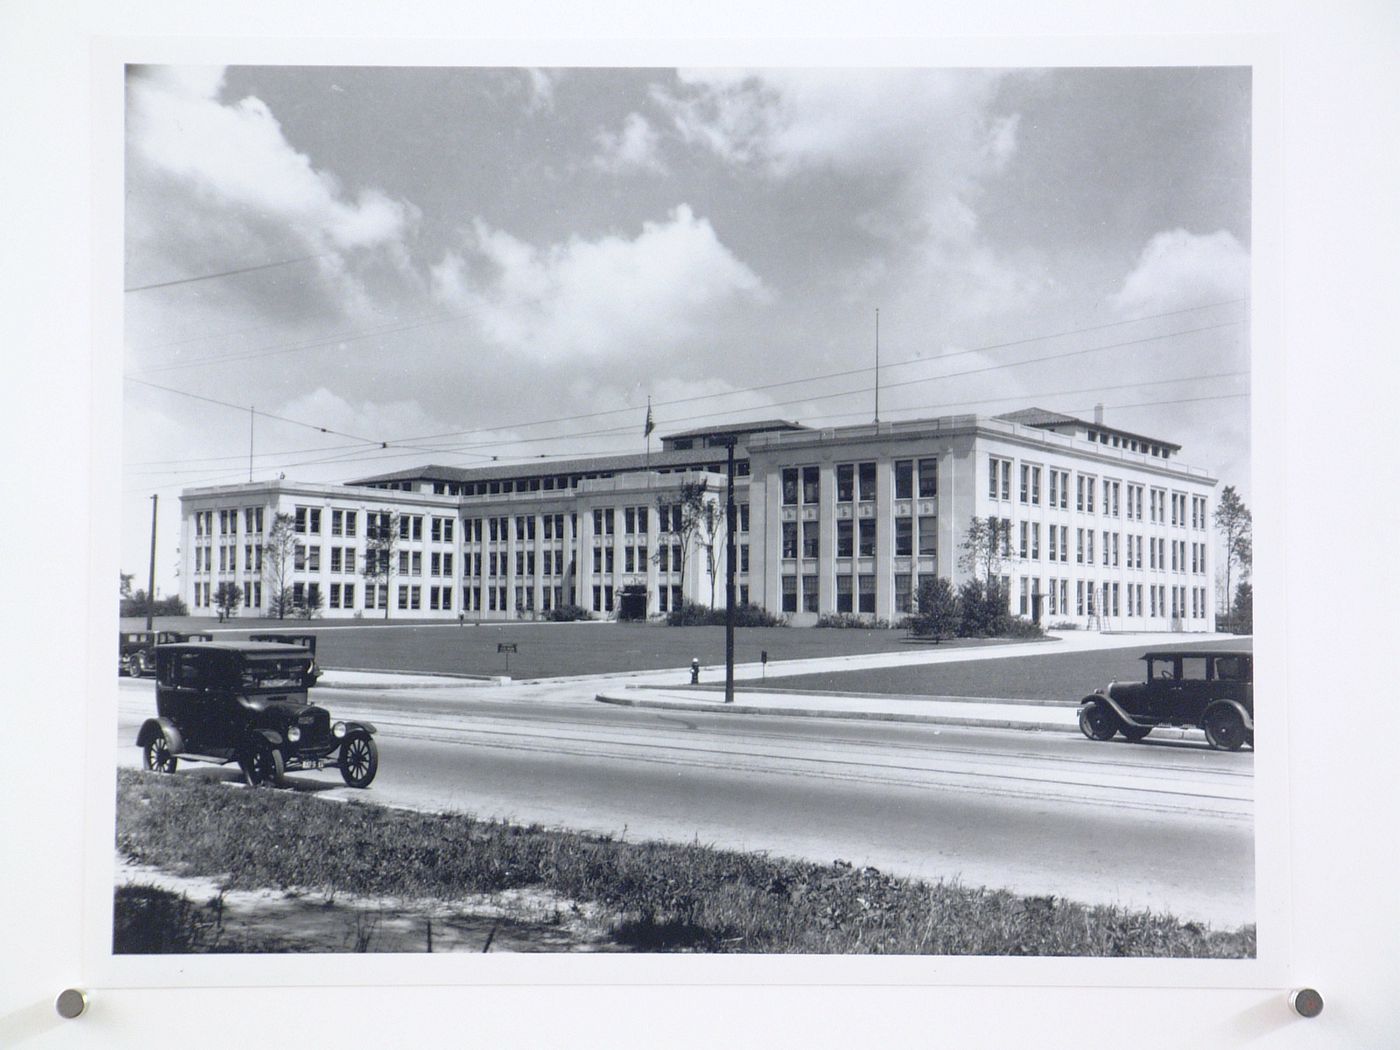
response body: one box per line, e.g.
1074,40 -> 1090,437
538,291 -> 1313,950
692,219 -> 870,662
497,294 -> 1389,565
782,575 -> 798,613
802,466 -> 820,504
895,574 -> 913,613
1031,523 -> 1041,560
837,464 -> 854,502
918,458 -> 938,499
1020,464 -> 1030,504
837,519 -> 854,558
802,574 -> 818,613
802,520 -> 819,560
294,544 -> 306,571
1020,521 -> 1029,559
895,460 -> 913,500
989,457 -> 1012,501
782,522 -> 798,559
738,504 -> 749,532
895,518 -> 913,556
918,516 -> 937,557
858,518 -> 875,557
782,468 -> 799,506
858,462 -> 876,501
836,575 -> 853,612
858,575 -> 876,613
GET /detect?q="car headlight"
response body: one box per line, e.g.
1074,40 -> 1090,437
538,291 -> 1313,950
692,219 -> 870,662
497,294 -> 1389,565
286,726 -> 301,743
332,722 -> 347,739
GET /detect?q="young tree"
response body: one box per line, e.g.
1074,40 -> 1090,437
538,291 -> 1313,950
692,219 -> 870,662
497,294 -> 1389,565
213,581 -> 243,621
1213,485 -> 1253,617
296,583 -> 325,620
1232,580 -> 1253,634
362,510 -> 399,620
263,512 -> 298,620
911,576 -> 959,640
655,481 -> 712,611
119,572 -> 134,600
958,516 -> 1009,582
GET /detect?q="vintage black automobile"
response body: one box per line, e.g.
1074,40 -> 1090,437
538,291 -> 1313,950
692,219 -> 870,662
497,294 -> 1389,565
248,633 -> 322,683
136,641 -> 377,787
118,630 -> 213,677
1078,649 -> 1253,751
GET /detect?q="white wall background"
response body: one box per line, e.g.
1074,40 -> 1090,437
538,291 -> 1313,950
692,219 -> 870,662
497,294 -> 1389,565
2,2 -> 1397,1047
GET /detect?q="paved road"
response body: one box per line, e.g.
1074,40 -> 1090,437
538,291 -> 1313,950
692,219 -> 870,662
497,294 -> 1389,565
116,676 -> 1254,928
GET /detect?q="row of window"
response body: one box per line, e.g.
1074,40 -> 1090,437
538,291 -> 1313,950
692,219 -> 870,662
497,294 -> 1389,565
987,458 -> 1207,527
780,515 -> 940,560
780,459 -> 939,507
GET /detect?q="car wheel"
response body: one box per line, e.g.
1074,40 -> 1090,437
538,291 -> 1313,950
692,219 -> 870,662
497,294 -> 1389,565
243,740 -> 286,787
339,733 -> 378,788
1078,701 -> 1119,741
1203,706 -> 1246,752
1119,725 -> 1152,743
142,730 -> 178,774
123,654 -> 142,677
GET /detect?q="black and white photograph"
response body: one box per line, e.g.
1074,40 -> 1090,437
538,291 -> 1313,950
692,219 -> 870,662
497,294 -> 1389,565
115,63 -> 1257,958
4,3 -> 1399,1046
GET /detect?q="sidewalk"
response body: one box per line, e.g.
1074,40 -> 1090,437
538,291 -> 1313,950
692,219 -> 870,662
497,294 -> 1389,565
595,685 -> 1085,733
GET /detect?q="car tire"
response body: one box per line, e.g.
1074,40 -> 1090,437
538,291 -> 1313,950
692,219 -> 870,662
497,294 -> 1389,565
243,739 -> 286,787
339,733 -> 378,788
123,654 -> 142,678
142,730 -> 178,774
1203,705 -> 1247,752
1119,725 -> 1152,743
1078,701 -> 1119,741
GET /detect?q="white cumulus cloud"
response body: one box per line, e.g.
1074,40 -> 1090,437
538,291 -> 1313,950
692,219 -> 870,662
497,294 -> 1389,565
431,204 -> 767,361
128,67 -> 417,252
593,112 -> 666,174
1111,229 -> 1251,317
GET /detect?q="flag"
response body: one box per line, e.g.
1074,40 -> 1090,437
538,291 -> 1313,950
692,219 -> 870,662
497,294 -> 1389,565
644,401 -> 655,438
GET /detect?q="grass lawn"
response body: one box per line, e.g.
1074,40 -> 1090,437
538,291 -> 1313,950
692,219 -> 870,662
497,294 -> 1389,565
120,615 -> 1037,679
753,636 -> 1254,703
114,770 -> 1254,957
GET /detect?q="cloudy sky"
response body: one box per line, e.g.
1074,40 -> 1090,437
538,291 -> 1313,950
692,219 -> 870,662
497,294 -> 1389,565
123,65 -> 1251,593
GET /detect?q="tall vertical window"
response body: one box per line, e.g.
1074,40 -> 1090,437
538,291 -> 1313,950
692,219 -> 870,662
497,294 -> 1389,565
895,518 -> 913,556
802,575 -> 819,613
989,457 -> 1011,501
802,520 -> 819,559
858,575 -> 876,613
857,462 -> 877,502
918,458 -> 938,498
858,518 -> 875,557
895,460 -> 913,500
802,466 -> 820,504
782,468 -> 799,506
782,576 -> 798,613
837,520 -> 854,558
918,516 -> 937,557
836,576 -> 853,613
782,522 -> 798,559
836,464 -> 854,502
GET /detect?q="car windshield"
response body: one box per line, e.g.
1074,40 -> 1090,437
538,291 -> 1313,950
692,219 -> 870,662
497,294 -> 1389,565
240,658 -> 311,689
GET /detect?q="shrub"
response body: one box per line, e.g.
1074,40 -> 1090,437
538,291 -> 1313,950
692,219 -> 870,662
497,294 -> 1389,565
909,577 -> 959,640
956,578 -> 1011,637
545,604 -> 593,622
815,613 -> 892,629
1048,620 -> 1079,631
666,601 -> 784,627
119,593 -> 190,618
1001,616 -> 1045,639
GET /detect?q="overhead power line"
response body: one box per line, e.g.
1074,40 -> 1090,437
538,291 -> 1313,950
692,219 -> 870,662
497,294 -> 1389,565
125,253 -> 329,293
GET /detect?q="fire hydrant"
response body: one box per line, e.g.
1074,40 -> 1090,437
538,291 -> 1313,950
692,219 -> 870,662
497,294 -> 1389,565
690,658 -> 700,685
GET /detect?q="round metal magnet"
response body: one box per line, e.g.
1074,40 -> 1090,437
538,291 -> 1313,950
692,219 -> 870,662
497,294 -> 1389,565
1290,988 -> 1324,1018
54,988 -> 88,1020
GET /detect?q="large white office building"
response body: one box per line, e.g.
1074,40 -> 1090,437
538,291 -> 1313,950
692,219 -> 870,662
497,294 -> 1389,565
179,408 -> 1219,631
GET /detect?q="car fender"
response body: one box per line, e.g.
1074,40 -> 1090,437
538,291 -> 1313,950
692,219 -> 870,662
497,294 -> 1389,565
1202,698 -> 1253,732
1086,693 -> 1150,729
247,727 -> 285,749
136,718 -> 184,754
340,720 -> 376,736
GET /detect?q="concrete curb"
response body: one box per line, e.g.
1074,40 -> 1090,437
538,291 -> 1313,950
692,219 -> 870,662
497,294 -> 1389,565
321,668 -> 510,689
636,684 -> 1082,709
594,693 -> 1075,733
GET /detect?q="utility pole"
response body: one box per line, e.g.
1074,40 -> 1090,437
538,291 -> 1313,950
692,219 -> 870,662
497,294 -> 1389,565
249,404 -> 255,482
145,494 -> 158,631
724,437 -> 736,703
874,307 -> 880,424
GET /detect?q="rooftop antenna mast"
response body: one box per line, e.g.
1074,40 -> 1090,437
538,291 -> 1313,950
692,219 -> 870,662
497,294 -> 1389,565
874,308 -> 880,424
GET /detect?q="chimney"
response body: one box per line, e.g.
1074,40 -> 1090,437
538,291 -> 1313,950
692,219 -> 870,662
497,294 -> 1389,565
1093,403 -> 1104,426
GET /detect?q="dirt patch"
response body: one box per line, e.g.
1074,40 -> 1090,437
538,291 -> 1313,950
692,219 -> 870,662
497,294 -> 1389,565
115,860 -> 625,953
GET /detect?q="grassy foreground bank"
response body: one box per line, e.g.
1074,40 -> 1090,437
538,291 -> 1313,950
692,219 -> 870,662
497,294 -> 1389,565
115,770 -> 1254,956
